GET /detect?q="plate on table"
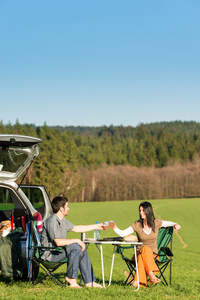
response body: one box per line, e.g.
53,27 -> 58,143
98,237 -> 123,242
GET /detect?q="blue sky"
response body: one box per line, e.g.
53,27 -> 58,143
0,0 -> 199,127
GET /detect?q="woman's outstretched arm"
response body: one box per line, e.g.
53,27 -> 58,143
162,221 -> 181,232
113,225 -> 134,237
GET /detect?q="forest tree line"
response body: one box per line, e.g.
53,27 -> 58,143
1,120 -> 200,201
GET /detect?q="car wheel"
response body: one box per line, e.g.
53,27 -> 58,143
31,265 -> 40,281
21,265 -> 39,282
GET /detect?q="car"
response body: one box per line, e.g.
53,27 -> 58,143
0,134 -> 53,280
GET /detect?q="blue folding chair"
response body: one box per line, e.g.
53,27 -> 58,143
28,221 -> 68,286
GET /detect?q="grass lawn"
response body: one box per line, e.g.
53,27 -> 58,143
0,198 -> 200,299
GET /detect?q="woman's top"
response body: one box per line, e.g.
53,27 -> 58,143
131,219 -> 162,253
114,219 -> 176,253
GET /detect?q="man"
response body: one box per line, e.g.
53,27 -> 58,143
40,196 -> 104,288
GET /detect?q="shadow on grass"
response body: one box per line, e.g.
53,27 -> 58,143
0,274 -> 28,284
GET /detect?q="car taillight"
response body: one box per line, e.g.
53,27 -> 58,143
33,212 -> 43,234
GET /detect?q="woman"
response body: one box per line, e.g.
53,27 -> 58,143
113,201 -> 181,288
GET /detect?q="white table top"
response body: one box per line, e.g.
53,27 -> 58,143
84,239 -> 142,245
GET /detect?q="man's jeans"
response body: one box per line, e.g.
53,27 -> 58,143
50,243 -> 96,284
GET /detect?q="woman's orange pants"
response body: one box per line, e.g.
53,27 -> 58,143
133,246 -> 159,287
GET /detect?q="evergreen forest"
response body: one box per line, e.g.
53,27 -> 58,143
1,120 -> 200,202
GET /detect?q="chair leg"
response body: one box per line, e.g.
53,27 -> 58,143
34,265 -> 65,286
31,258 -> 65,287
170,259 -> 172,285
124,260 -> 135,285
156,262 -> 170,286
125,273 -> 134,285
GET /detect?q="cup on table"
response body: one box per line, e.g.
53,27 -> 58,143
109,221 -> 115,229
81,233 -> 86,241
103,221 -> 109,230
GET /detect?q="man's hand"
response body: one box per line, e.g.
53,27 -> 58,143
78,240 -> 86,252
97,223 -> 106,230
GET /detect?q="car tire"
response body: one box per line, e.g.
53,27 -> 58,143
21,265 -> 39,282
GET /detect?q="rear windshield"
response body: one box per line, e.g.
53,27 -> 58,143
21,186 -> 45,209
0,149 -> 28,173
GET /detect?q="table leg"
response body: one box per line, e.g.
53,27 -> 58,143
134,245 -> 140,291
107,244 -> 116,287
100,244 -> 105,288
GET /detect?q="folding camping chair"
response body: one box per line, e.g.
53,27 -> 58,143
27,221 -> 68,287
154,226 -> 173,286
116,226 -> 174,286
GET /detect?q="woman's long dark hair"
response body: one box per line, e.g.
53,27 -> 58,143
139,201 -> 155,231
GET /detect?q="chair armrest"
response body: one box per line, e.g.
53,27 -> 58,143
160,246 -> 173,257
31,245 -> 64,252
155,246 -> 173,258
31,245 -> 66,259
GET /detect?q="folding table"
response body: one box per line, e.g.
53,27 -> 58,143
84,239 -> 142,290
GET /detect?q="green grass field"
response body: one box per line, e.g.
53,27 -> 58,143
0,198 -> 200,299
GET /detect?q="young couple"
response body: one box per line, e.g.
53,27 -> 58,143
41,197 -> 180,289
